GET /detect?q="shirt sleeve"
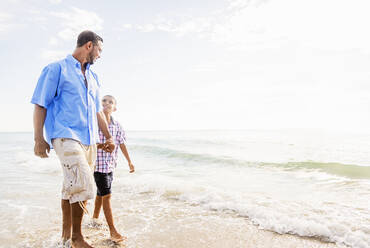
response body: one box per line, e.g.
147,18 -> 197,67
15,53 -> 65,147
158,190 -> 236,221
92,72 -> 102,113
96,88 -> 102,113
117,123 -> 126,144
31,63 -> 61,108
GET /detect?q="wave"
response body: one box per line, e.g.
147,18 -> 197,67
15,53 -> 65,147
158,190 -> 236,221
120,175 -> 370,248
277,161 -> 370,179
176,192 -> 369,248
130,144 -> 370,179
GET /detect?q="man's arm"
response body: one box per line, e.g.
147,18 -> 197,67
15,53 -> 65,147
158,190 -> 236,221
97,111 -> 115,153
119,143 -> 135,173
33,104 -> 50,158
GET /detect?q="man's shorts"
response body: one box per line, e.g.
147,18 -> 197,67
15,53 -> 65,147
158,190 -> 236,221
53,138 -> 97,204
94,172 -> 113,196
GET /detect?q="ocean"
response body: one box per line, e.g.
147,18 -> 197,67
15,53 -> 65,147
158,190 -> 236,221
0,130 -> 369,248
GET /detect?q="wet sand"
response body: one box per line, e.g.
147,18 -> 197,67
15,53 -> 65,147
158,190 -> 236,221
81,194 -> 346,248
3,191 -> 349,248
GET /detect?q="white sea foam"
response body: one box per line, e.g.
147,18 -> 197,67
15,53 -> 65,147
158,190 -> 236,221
1,130 -> 370,248
114,165 -> 370,248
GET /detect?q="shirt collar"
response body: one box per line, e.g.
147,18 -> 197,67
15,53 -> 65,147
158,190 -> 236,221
66,54 -> 91,70
109,116 -> 116,125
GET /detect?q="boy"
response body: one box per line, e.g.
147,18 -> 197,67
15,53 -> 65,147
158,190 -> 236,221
92,95 -> 135,243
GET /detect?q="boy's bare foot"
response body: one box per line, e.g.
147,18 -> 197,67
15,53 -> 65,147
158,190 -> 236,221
110,231 -> 127,243
71,236 -> 93,248
62,238 -> 71,248
88,218 -> 103,229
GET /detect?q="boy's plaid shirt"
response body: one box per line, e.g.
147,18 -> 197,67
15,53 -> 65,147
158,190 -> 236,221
95,116 -> 126,173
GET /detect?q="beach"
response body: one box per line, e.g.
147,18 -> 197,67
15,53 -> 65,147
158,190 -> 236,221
0,130 -> 369,248
1,183 -> 345,248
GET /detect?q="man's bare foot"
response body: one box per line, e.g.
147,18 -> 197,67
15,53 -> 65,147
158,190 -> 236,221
71,235 -> 93,248
110,231 -> 127,243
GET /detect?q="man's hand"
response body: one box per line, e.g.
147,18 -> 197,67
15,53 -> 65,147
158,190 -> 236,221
33,105 -> 49,158
97,111 -> 115,153
128,162 -> 135,173
97,141 -> 115,153
34,139 -> 50,158
103,141 -> 115,153
97,138 -> 115,153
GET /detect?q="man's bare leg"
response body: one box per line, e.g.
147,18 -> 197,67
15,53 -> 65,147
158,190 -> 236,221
71,201 -> 93,248
61,199 -> 72,242
93,195 -> 102,219
102,194 -> 126,242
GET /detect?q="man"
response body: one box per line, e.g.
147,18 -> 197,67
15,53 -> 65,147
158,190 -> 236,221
32,30 -> 113,248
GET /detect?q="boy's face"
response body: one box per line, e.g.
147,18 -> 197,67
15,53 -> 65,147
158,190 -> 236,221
102,96 -> 116,113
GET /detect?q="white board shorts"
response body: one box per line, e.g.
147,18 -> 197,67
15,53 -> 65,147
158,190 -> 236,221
52,138 -> 97,204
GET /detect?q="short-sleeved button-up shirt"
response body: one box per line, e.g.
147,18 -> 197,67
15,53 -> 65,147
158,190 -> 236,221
95,116 -> 126,173
31,55 -> 101,146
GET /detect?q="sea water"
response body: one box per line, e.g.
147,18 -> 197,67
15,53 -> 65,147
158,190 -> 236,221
0,130 -> 369,248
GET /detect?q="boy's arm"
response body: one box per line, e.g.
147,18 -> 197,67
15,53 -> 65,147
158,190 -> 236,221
97,111 -> 115,153
33,104 -> 50,158
119,143 -> 135,173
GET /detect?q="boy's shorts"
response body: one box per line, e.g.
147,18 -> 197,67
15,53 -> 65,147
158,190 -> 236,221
52,138 -> 97,204
94,172 -> 113,196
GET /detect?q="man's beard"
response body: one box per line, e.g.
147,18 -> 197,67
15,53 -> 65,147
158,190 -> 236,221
87,51 -> 95,65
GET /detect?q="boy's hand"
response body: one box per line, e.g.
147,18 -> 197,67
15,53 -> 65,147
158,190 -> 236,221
34,139 -> 50,158
97,138 -> 115,153
128,162 -> 135,173
97,143 -> 105,149
103,138 -> 115,153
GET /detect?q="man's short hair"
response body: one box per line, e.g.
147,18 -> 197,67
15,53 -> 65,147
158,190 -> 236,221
77,30 -> 103,47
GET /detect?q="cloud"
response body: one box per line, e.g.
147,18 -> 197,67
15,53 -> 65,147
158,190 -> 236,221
48,37 -> 59,46
41,7 -> 103,62
226,0 -> 270,9
0,12 -> 13,33
117,0 -> 370,51
115,0 -> 270,41
42,49 -> 67,61
49,0 -> 62,4
117,14 -> 216,37
51,7 -> 103,41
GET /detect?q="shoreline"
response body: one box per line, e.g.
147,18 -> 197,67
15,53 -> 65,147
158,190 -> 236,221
82,194 -> 346,248
8,192 -> 346,248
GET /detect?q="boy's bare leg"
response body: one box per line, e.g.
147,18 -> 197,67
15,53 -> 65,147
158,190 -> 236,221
102,194 -> 126,242
93,195 -> 103,219
71,201 -> 93,248
61,199 -> 72,242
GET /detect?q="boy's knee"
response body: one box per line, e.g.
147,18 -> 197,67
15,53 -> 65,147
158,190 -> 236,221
102,193 -> 111,200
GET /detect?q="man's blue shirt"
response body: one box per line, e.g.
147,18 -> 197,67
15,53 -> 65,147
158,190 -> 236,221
31,55 -> 102,146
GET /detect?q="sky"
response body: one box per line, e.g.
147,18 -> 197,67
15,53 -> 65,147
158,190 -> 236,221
1,0 -> 370,132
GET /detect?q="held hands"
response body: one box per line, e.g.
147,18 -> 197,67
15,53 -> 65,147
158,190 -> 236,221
97,137 -> 115,153
34,139 -> 50,158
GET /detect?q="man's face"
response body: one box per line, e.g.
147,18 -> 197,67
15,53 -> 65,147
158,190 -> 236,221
87,40 -> 103,65
102,96 -> 116,113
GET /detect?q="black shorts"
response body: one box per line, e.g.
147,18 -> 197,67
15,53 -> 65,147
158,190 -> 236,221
94,172 -> 113,196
